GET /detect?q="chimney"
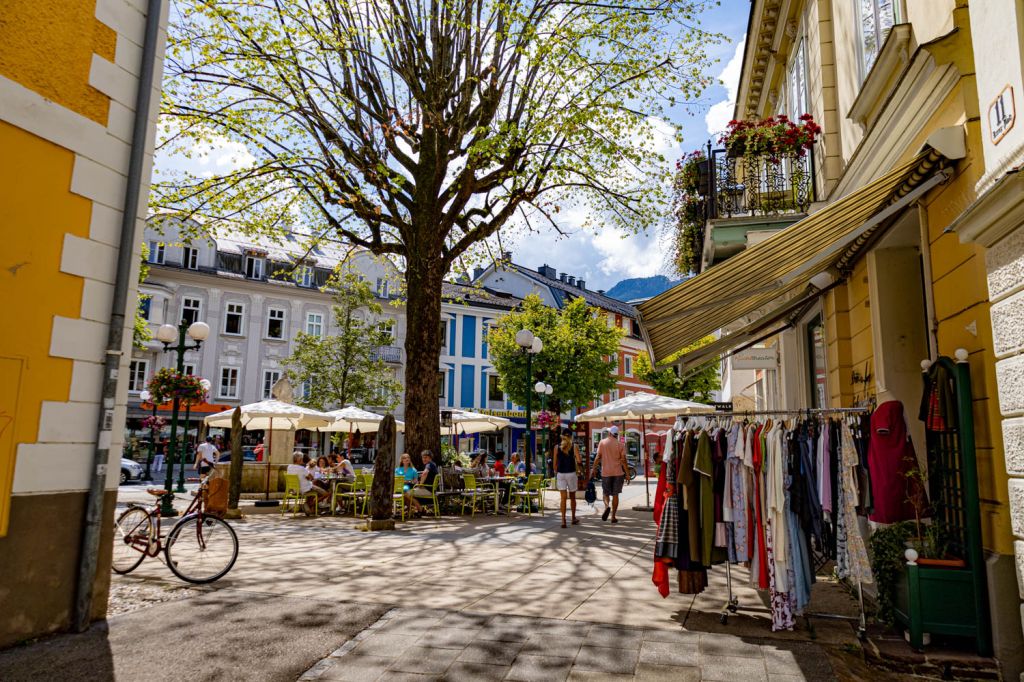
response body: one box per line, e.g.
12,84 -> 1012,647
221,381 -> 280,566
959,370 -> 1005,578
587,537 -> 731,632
559,273 -> 568,283
597,289 -> 606,295
577,279 -> 586,290
538,264 -> 557,279
567,275 -> 576,286
473,266 -> 484,280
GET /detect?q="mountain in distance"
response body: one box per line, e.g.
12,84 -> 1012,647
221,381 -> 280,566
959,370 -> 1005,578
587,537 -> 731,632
604,275 -> 682,302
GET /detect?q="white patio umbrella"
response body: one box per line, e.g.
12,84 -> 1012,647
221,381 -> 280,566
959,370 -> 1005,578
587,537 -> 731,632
443,409 -> 511,435
319,406 -> 406,433
574,393 -> 714,510
204,400 -> 333,502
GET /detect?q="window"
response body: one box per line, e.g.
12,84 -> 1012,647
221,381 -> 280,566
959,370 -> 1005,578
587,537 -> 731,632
624,355 -> 633,377
224,302 -> 244,336
437,371 -> 446,398
219,367 -> 239,399
306,312 -> 324,337
148,240 -> 164,264
610,389 -> 619,402
181,297 -> 201,326
787,39 -> 808,120
183,246 -> 199,270
376,277 -> 389,298
182,363 -> 196,376
610,353 -> 619,375
266,307 -> 285,339
607,312 -> 616,329
594,396 -> 603,408
439,321 -> 448,351
295,265 -> 313,288
300,378 -> 314,399
127,360 -> 148,392
858,0 -> 897,77
263,369 -> 281,400
377,319 -> 394,343
138,296 -> 151,321
488,375 -> 504,402
245,255 -> 264,280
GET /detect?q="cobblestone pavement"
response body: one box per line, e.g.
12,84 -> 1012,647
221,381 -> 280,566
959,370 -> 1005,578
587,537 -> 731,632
300,607 -> 838,681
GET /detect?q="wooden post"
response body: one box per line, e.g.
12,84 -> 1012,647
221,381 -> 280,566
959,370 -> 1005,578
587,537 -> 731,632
367,414 -> 397,531
225,406 -> 243,519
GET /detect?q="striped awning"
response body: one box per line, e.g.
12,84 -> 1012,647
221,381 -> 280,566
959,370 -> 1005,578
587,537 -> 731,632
638,150 -> 948,364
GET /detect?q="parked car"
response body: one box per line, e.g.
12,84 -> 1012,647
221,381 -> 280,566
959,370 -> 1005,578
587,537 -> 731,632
347,448 -> 375,465
120,458 -> 143,485
217,447 -> 258,463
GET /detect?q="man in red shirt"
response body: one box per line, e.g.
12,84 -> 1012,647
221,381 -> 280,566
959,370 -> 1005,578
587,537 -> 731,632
592,426 -> 627,522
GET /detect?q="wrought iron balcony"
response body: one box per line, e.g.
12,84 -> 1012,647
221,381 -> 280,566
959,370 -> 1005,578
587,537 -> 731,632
702,148 -> 814,219
371,345 -> 402,363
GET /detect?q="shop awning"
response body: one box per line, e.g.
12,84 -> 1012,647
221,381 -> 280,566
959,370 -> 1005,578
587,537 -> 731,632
672,286 -> 822,375
637,150 -> 950,364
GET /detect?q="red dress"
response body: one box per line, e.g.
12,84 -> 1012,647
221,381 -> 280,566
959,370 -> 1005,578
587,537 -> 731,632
867,401 -> 927,523
652,460 -> 671,598
752,423 -> 769,589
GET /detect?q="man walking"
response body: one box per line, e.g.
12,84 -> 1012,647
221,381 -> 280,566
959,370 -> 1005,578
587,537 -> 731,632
593,426 -> 627,523
194,436 -> 220,480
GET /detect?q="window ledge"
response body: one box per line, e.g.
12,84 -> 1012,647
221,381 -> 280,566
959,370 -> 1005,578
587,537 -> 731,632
848,24 -> 915,129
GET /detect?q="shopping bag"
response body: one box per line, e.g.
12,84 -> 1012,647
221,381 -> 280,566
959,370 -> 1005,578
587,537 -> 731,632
584,478 -> 597,504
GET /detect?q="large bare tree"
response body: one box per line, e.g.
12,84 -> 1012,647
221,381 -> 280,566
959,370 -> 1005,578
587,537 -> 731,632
155,0 -> 717,458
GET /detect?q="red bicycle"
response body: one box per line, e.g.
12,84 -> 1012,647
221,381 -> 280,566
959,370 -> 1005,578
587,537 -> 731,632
111,481 -> 238,584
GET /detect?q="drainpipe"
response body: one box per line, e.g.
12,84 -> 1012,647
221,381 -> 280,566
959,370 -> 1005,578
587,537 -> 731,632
74,0 -> 165,632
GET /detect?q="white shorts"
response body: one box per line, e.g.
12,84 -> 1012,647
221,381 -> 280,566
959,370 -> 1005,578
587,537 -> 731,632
556,472 -> 578,492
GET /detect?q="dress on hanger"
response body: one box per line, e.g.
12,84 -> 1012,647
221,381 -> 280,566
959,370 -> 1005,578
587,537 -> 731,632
840,422 -> 874,585
727,424 -> 749,563
867,400 -> 927,524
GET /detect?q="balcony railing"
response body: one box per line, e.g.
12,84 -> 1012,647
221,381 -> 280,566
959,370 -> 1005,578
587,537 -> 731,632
702,148 -> 814,219
371,345 -> 402,363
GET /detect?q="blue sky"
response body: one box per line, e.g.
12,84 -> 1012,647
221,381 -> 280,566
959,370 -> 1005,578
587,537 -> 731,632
155,0 -> 750,291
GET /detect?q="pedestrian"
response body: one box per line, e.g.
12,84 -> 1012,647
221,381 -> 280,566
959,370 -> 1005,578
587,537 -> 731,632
194,436 -> 220,480
592,426 -> 627,523
553,432 -> 582,528
253,439 -> 265,462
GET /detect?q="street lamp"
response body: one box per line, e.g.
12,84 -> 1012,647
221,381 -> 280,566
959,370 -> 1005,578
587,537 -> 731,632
139,389 -> 162,481
534,382 -> 553,477
515,330 -> 542,476
155,320 -> 209,516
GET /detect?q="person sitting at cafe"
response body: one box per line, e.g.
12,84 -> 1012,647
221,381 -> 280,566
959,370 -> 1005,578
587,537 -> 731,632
395,453 -> 418,486
334,453 -> 356,480
253,439 -> 264,462
469,452 -> 490,477
313,456 -> 332,491
493,452 -> 506,477
508,452 -> 526,477
409,450 -> 439,515
287,451 -> 328,515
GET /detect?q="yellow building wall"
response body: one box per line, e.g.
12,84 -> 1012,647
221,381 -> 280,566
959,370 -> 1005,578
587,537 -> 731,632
0,0 -> 115,535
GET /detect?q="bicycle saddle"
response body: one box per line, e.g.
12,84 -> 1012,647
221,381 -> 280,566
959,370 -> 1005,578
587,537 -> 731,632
145,489 -> 169,496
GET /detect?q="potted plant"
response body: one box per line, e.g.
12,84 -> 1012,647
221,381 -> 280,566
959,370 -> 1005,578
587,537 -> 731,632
720,114 -> 821,160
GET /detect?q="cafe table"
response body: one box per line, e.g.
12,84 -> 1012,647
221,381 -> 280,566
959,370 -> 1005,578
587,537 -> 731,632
478,476 -> 516,514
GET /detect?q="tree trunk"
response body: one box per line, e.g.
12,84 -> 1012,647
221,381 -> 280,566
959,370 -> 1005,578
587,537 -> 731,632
368,414 -> 397,530
403,254 -> 444,466
225,407 -> 243,519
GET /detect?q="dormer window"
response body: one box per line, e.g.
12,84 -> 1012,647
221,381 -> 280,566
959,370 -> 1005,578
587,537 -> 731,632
184,246 -> 199,270
295,264 -> 314,288
245,254 -> 264,279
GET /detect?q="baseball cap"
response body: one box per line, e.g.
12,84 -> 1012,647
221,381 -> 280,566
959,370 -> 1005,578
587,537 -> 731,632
608,426 -> 619,435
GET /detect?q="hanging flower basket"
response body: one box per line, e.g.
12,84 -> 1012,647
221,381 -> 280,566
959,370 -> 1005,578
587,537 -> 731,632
536,410 -> 557,429
141,415 -> 168,431
147,368 -> 207,406
720,114 -> 821,160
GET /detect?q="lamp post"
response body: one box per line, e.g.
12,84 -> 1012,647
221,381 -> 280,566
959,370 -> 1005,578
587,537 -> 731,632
139,390 -> 161,481
176,376 -> 212,493
534,381 -> 553,477
515,330 -> 543,477
155,319 -> 210,517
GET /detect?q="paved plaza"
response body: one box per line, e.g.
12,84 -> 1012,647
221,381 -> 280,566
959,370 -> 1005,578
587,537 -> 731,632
0,482 -> 873,680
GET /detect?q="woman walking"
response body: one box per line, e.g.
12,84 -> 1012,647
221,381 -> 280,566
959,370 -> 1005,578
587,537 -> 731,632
554,433 -> 583,528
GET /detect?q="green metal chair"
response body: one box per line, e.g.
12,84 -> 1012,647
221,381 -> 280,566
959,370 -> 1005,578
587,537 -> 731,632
511,474 -> 545,516
392,478 -> 407,521
337,475 -> 369,517
460,474 -> 493,517
282,473 -> 319,517
412,475 -> 441,517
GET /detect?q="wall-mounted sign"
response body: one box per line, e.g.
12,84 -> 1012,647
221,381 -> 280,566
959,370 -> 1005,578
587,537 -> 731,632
989,84 -> 1016,145
731,347 -> 779,370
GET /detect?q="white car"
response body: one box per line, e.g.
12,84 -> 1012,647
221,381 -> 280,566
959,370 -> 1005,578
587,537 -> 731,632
120,458 -> 144,484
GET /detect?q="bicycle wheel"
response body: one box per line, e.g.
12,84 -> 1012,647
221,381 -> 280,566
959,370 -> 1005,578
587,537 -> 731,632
112,507 -> 150,574
165,514 -> 238,584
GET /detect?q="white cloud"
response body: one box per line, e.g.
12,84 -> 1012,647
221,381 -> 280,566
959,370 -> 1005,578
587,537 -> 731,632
704,35 -> 746,137
197,135 -> 256,171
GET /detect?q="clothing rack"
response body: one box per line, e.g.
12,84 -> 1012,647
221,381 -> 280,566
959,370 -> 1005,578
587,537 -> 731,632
689,405 -> 871,638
